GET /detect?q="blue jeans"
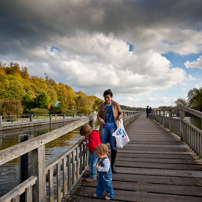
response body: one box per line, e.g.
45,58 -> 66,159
88,151 -> 98,178
96,171 -> 114,198
101,127 -> 117,150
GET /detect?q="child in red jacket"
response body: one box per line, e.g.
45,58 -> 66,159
80,124 -> 101,182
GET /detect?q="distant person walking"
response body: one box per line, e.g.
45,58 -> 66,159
149,107 -> 152,119
97,89 -> 123,173
146,106 -> 149,119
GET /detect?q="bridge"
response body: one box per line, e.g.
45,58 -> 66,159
0,107 -> 202,202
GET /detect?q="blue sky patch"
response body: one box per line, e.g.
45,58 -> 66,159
127,41 -> 134,52
50,46 -> 62,52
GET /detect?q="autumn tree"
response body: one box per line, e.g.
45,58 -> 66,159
175,98 -> 189,107
187,88 -> 197,107
0,99 -> 23,115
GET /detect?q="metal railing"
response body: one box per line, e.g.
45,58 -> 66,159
152,106 -> 202,159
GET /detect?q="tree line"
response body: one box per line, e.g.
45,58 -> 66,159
175,88 -> 202,111
0,62 -> 103,115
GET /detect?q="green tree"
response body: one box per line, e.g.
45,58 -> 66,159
36,92 -> 49,109
192,87 -> 202,111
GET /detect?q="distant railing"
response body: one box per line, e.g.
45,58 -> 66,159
0,111 -> 140,202
0,113 -> 89,131
152,106 -> 202,159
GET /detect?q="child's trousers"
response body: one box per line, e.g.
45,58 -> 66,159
96,172 -> 114,198
89,151 -> 98,178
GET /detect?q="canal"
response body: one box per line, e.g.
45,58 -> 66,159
0,120 -> 98,197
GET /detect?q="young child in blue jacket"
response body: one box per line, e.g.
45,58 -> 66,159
94,144 -> 114,200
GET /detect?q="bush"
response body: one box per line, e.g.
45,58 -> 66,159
29,108 -> 49,115
62,109 -> 76,115
49,106 -> 62,114
0,99 -> 23,115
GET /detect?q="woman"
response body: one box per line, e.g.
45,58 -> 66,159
97,89 -> 123,173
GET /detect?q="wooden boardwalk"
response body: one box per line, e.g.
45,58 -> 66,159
64,114 -> 202,202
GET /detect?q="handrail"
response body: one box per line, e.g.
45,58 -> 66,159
0,112 -> 140,202
152,106 -> 202,159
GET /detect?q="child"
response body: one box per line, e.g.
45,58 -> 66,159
80,124 -> 101,182
94,144 -> 114,200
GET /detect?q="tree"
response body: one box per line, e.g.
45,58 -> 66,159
175,98 -> 189,107
0,99 -> 23,115
191,87 -> 202,111
36,92 -> 49,109
187,88 -> 197,107
21,67 -> 30,79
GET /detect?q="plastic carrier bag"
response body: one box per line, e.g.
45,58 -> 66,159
112,119 -> 130,148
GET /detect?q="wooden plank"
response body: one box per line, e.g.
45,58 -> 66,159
57,162 -> 61,202
124,143 -> 189,148
117,150 -> 195,155
63,157 -> 68,196
116,152 -> 199,159
68,153 -> 72,190
48,169 -> 54,202
25,186 -> 32,202
79,144 -> 83,175
76,147 -> 80,179
37,146 -> 46,202
117,166 -> 202,178
69,186 -> 202,202
115,161 -> 202,170
120,146 -> 191,152
83,180 -> 202,197
115,156 -> 202,164
112,173 -> 202,186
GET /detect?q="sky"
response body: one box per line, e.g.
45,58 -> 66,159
0,0 -> 202,108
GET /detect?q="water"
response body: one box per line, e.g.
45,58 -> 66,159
0,121 -> 86,197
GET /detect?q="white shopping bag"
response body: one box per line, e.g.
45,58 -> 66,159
112,119 -> 130,148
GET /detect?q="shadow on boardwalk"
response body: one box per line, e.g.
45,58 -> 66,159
64,114 -> 202,202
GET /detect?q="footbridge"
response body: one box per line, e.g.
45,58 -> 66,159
0,107 -> 202,202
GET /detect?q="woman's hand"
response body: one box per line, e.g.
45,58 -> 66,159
100,118 -> 105,125
83,141 -> 86,145
119,115 -> 122,120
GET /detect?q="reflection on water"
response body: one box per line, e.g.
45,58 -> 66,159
0,121 -> 89,197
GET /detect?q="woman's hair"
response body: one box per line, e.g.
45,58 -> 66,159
80,124 -> 94,137
94,144 -> 108,155
103,89 -> 113,97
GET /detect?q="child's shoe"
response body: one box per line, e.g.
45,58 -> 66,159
85,177 -> 97,182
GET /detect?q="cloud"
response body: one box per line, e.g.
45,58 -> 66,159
185,55 -> 202,69
0,0 -> 202,102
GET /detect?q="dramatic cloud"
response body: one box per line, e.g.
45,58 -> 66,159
0,0 -> 202,106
